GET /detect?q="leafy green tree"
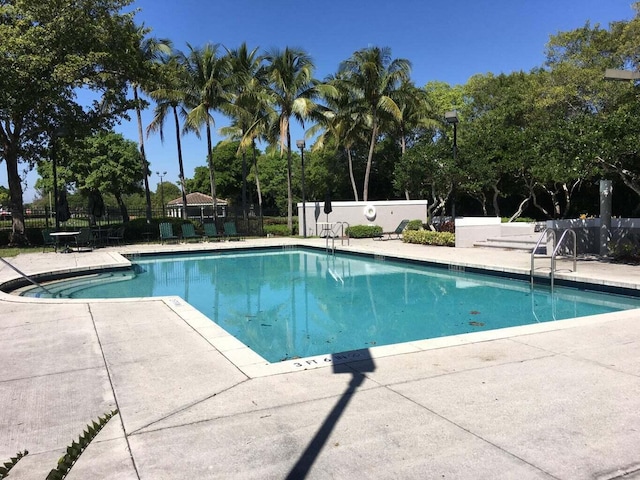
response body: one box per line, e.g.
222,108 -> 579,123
0,0 -> 141,243
37,131 -> 143,222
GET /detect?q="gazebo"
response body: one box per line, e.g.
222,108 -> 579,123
166,192 -> 228,220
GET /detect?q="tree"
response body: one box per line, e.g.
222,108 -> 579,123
148,53 -> 190,219
129,29 -> 172,223
37,131 -> 143,222
337,46 -> 411,201
179,43 -> 231,221
263,47 -> 331,233
0,0 -> 141,243
221,43 -> 270,219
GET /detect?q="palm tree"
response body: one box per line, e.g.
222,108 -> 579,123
222,43 -> 269,220
131,27 -> 172,222
147,54 -> 190,219
262,47 -> 333,233
338,46 -> 411,201
310,72 -> 370,201
179,43 -> 230,222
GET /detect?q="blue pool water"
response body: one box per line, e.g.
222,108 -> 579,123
22,248 -> 640,362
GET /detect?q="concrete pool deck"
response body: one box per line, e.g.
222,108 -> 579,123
1,237 -> 639,479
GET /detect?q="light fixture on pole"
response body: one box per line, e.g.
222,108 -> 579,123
156,171 -> 167,218
296,139 -> 307,238
444,111 -> 459,218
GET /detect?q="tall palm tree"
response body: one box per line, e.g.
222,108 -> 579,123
147,54 -> 190,219
310,72 -> 370,201
222,43 -> 269,219
179,43 -> 230,221
131,28 -> 172,222
338,46 -> 411,201
262,47 -> 333,233
390,80 -> 437,199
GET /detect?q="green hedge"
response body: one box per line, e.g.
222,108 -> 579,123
402,230 -> 455,246
406,219 -> 423,231
345,224 -> 383,238
264,224 -> 292,236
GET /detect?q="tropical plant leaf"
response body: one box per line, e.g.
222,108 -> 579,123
45,409 -> 118,480
0,450 -> 28,479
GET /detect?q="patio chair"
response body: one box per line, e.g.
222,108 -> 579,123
203,222 -> 222,242
181,223 -> 201,242
107,226 -> 125,246
223,221 -> 244,241
159,222 -> 178,244
73,227 -> 94,252
374,219 -> 410,241
41,228 -> 56,252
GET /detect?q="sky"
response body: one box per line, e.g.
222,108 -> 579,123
3,0 -> 637,202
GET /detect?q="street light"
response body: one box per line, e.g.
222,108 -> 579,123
156,171 -> 167,218
444,110 -> 459,218
296,139 -> 307,237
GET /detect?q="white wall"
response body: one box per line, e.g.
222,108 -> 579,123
296,200 -> 429,236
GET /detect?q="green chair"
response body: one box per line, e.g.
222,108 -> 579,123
203,222 -> 222,242
73,228 -> 94,252
42,228 -> 56,252
223,221 -> 243,241
181,223 -> 201,242
107,226 -> 125,246
374,219 -> 410,241
159,222 -> 178,244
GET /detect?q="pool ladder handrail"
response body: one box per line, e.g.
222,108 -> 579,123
325,221 -> 350,254
0,257 -> 57,297
530,228 -> 577,289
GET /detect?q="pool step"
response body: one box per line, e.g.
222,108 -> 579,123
474,234 -> 544,253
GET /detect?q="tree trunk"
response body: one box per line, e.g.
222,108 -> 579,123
286,127 -> 293,233
115,192 -> 130,223
346,147 -> 359,201
491,183 -> 501,217
5,143 -> 27,245
252,139 -> 263,218
363,119 -> 378,202
206,119 -> 217,222
173,106 -> 188,220
134,86 -> 152,223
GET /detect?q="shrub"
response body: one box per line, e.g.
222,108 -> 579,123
345,224 -> 383,238
264,224 -> 292,236
406,219 -> 423,231
610,236 -> 640,265
402,230 -> 455,246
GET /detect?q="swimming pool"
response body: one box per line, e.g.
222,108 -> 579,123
20,248 -> 640,363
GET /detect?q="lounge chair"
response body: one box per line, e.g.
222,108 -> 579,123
73,228 -> 94,252
181,223 -> 201,242
203,222 -> 222,242
223,221 -> 243,241
374,219 -> 411,241
41,228 -> 56,252
159,222 -> 178,244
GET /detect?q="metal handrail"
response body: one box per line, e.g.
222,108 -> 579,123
530,228 -> 556,287
0,257 -> 57,297
551,229 -> 577,290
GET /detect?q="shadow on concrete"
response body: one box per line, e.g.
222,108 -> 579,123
285,349 -> 376,479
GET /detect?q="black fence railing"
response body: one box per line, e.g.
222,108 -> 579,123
0,206 -> 270,238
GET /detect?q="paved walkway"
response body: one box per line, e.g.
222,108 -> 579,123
1,238 -> 639,479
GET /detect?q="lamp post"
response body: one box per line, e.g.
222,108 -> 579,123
296,139 -> 307,237
156,171 -> 167,218
444,110 -> 459,218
